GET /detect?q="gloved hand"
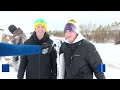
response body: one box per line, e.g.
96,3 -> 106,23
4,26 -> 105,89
41,45 -> 53,54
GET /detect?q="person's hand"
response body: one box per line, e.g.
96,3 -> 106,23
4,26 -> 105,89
41,45 -> 52,54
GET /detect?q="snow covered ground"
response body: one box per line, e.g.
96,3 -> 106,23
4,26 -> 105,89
93,42 -> 120,79
0,35 -> 120,79
0,57 -> 17,79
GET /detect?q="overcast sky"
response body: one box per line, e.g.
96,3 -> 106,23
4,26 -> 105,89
1,11 -> 120,34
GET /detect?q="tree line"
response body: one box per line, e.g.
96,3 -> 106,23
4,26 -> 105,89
46,21 -> 120,44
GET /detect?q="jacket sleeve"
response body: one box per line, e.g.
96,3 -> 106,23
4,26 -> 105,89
86,43 -> 105,79
17,55 -> 28,79
50,47 -> 57,79
17,41 -> 28,79
11,35 -> 22,44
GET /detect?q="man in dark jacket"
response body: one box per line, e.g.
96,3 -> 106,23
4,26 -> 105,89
8,25 -> 27,71
17,19 -> 57,79
59,19 -> 105,79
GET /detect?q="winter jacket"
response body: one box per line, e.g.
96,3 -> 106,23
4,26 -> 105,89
59,34 -> 105,79
17,32 -> 57,79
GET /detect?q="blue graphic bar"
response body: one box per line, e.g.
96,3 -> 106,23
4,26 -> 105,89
98,64 -> 105,72
2,64 -> 9,72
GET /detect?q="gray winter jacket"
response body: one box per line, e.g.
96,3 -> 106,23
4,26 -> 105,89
11,28 -> 27,45
60,34 -> 105,79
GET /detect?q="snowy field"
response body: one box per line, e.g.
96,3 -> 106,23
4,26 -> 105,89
93,42 -> 120,79
0,35 -> 120,79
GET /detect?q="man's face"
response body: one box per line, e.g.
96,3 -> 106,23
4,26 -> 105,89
64,30 -> 77,44
35,24 -> 46,36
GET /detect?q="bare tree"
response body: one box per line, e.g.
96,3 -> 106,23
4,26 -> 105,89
80,22 -> 93,40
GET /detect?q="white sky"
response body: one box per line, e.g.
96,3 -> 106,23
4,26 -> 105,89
1,11 -> 120,34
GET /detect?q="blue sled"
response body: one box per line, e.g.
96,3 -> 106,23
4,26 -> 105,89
0,42 -> 41,56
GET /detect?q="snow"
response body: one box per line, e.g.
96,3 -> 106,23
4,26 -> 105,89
0,35 -> 120,79
0,58 -> 17,79
93,43 -> 120,79
0,67 -> 17,79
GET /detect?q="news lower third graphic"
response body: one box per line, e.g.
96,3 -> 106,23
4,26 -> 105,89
2,64 -> 9,72
1,64 -> 106,72
98,64 -> 106,72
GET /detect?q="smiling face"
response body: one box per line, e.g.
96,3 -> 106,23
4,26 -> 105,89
64,30 -> 78,44
35,24 -> 46,38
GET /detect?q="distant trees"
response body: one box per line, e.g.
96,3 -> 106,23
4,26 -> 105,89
47,30 -> 64,37
80,21 -> 120,44
46,21 -> 120,44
